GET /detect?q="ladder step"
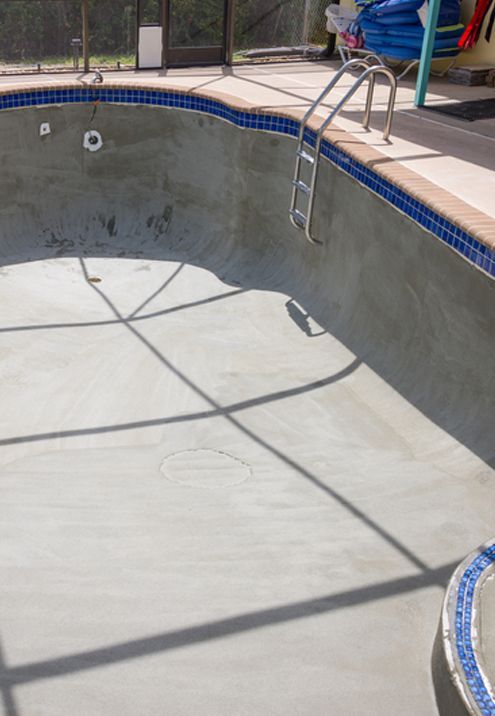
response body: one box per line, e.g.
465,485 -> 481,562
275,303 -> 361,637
290,209 -> 307,228
292,179 -> 311,195
297,149 -> 315,165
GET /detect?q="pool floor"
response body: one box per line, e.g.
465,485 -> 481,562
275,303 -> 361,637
0,249 -> 492,715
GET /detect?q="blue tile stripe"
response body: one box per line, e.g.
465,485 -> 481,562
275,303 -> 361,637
0,85 -> 493,279
455,544 -> 495,715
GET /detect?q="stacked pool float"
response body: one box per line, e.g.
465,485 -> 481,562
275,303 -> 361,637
353,0 -> 464,61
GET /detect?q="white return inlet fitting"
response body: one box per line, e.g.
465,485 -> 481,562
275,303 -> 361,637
39,122 -> 51,137
83,130 -> 103,152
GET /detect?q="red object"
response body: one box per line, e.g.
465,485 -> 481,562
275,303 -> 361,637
458,0 -> 494,48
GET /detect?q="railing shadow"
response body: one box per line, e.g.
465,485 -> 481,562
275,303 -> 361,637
0,560 -> 458,694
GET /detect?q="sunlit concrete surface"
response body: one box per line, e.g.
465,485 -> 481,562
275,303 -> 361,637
0,102 -> 493,716
0,61 -> 494,218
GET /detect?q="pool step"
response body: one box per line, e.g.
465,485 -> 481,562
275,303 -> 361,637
296,148 -> 315,165
292,179 -> 311,195
291,145 -> 318,243
289,209 -> 307,228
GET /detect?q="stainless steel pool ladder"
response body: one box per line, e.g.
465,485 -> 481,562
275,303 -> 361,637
290,59 -> 397,245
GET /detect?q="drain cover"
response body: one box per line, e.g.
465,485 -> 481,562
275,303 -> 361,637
160,449 -> 251,489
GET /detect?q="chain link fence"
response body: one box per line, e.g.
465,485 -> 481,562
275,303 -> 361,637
233,0 -> 331,61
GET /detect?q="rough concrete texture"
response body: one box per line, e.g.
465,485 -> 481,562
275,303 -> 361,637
0,103 -> 494,716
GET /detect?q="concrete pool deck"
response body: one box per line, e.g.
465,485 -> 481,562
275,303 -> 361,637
0,81 -> 493,715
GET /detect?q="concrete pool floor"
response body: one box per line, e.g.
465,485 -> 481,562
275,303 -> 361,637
0,249 -> 493,716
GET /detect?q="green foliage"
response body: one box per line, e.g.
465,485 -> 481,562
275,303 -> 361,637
170,0 -> 224,47
0,0 -> 137,63
0,1 -> 80,61
88,0 -> 136,56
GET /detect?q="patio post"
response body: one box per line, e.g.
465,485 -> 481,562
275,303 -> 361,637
225,0 -> 236,65
414,0 -> 442,106
82,0 -> 89,73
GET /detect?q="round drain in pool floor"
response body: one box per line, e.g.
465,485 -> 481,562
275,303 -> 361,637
160,449 -> 251,489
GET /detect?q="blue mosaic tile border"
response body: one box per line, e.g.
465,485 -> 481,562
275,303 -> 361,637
0,85 -> 493,279
455,544 -> 495,715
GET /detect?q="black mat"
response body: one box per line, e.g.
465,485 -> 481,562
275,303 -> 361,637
424,98 -> 495,121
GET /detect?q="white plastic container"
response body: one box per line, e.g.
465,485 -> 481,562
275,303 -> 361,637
325,4 -> 358,33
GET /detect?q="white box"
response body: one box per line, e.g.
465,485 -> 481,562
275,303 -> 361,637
138,26 -> 162,69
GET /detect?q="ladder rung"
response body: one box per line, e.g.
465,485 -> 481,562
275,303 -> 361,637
292,179 -> 311,195
297,149 -> 314,164
290,209 -> 307,228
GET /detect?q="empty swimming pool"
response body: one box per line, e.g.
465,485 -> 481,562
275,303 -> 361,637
0,89 -> 494,716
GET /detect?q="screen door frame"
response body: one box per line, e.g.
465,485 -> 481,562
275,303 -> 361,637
163,0 -> 235,67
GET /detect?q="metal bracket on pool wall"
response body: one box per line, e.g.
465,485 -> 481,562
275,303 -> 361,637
83,130 -> 103,152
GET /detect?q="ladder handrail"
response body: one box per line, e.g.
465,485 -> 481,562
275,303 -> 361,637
290,63 -> 397,245
296,57 -> 377,143
316,64 -> 397,143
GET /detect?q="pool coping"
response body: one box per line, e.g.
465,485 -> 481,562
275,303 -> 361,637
0,78 -> 494,279
437,539 -> 495,716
